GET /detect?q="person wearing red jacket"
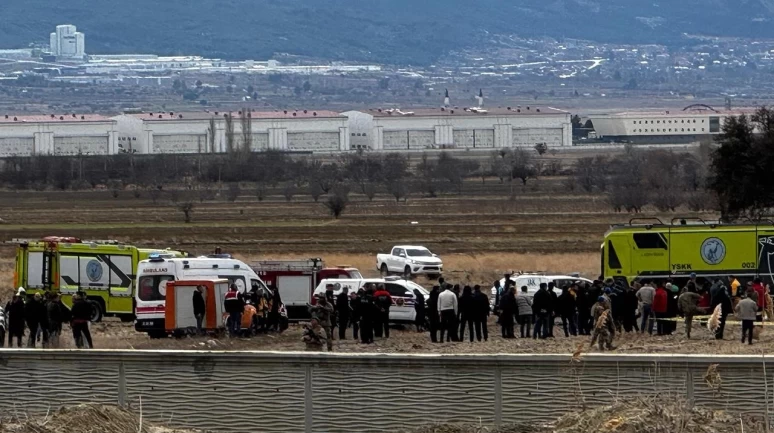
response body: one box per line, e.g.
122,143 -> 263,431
753,278 -> 766,320
652,283 -> 668,336
372,285 -> 393,339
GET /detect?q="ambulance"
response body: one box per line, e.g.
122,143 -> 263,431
602,218 -> 774,286
13,237 -> 185,322
134,255 -> 267,337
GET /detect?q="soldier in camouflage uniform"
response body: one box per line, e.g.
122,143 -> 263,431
309,294 -> 334,351
302,318 -> 327,351
590,296 -> 616,351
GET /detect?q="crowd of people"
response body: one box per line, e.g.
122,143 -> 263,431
2,287 -> 93,348
303,282 -> 398,351
492,273 -> 771,349
221,283 -> 286,336
301,273 -> 770,352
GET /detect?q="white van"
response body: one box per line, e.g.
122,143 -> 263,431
134,256 -> 267,337
313,278 -> 429,324
490,274 -> 593,300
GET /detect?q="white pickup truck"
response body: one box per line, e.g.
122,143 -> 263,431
377,245 -> 443,278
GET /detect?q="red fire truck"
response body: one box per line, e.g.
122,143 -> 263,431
251,258 -> 362,320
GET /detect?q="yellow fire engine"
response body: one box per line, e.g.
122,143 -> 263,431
14,236 -> 185,321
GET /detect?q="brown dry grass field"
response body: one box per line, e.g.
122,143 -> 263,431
0,177 -> 727,354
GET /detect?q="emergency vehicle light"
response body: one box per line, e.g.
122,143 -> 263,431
148,253 -> 165,262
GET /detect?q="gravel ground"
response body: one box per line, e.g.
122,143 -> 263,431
71,316 -> 774,355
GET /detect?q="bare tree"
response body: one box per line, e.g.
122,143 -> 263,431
510,149 -> 536,185
417,153 -> 440,197
107,179 -> 122,198
208,117 -> 217,153
387,179 -> 409,202
308,182 -> 324,202
282,182 -> 295,202
255,181 -> 268,202
240,109 -> 252,152
226,182 -> 241,202
178,201 -> 195,223
323,185 -> 350,218
224,113 -> 235,153
148,185 -> 162,204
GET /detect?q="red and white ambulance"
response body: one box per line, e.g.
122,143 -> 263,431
134,255 -> 266,337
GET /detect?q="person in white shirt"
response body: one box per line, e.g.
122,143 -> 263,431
438,286 -> 458,342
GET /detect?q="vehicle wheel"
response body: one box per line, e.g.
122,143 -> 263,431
147,331 -> 166,339
380,264 -> 389,276
88,300 -> 104,323
403,266 -> 412,279
118,314 -> 135,323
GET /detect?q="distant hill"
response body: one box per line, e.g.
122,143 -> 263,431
3,0 -> 774,65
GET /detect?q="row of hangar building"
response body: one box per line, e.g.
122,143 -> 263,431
0,107 -> 572,157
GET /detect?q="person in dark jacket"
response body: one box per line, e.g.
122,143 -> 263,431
46,293 -> 66,348
546,282 -> 558,337
605,280 -> 625,332
621,283 -> 639,333
373,284 -> 392,339
193,285 -> 206,334
413,289 -> 426,332
710,279 -> 732,339
575,284 -> 590,335
499,286 -> 516,339
532,283 -> 552,339
349,291 -> 361,339
25,293 -> 47,348
224,284 -> 244,336
325,284 -> 337,339
269,285 -> 282,332
6,294 -> 25,348
70,293 -> 93,349
427,285 -> 440,343
457,286 -> 475,342
472,285 -> 489,342
457,286 -> 473,343
358,288 -> 375,344
557,286 -> 577,337
336,287 -> 350,340
493,280 -> 503,314
664,283 -> 680,335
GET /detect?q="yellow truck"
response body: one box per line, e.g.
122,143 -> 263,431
14,237 -> 185,322
602,219 -> 774,285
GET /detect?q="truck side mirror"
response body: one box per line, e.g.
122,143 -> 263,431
399,253 -> 406,258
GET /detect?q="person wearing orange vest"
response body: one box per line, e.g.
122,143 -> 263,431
224,284 -> 244,337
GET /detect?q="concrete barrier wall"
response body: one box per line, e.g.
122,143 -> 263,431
0,350 -> 771,432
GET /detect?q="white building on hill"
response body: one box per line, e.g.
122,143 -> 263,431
49,25 -> 85,59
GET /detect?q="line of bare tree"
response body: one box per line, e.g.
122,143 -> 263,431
0,142 -> 719,221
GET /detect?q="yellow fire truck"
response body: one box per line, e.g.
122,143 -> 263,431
14,237 -> 185,322
602,218 -> 774,285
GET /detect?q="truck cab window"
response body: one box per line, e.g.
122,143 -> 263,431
632,233 -> 667,249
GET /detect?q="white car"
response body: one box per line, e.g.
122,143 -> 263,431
313,277 -> 429,323
490,274 -> 593,301
376,245 -> 443,278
